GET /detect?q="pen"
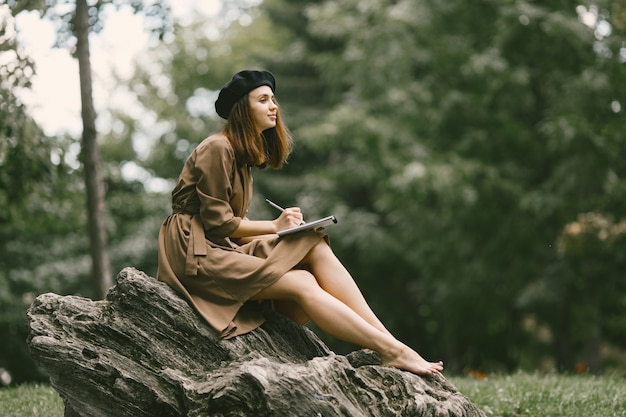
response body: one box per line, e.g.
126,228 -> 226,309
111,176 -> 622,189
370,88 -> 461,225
266,198 -> 305,224
265,198 -> 286,213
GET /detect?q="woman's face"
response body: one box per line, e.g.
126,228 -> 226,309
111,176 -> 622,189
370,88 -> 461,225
248,85 -> 278,132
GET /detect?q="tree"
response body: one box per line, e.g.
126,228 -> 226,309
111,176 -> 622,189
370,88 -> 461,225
8,0 -> 171,299
74,0 -> 111,298
1,1 -> 173,383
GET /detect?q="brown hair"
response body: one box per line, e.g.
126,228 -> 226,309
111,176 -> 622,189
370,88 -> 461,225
222,94 -> 293,169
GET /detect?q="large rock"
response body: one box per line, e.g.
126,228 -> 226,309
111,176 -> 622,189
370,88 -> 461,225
27,267 -> 485,417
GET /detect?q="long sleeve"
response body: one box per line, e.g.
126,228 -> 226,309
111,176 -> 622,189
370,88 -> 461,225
191,138 -> 242,238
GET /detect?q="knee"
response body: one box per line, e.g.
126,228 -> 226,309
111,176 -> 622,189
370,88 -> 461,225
286,270 -> 321,302
290,269 -> 317,288
304,239 -> 335,264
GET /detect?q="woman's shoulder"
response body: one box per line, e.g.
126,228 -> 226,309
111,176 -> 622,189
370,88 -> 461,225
195,133 -> 234,157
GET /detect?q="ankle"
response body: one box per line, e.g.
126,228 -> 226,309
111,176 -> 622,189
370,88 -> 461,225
378,341 -> 406,364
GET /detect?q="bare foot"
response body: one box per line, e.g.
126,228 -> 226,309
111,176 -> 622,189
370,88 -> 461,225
381,344 -> 444,375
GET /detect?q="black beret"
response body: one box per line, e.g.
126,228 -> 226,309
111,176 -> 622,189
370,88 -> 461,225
215,70 -> 276,119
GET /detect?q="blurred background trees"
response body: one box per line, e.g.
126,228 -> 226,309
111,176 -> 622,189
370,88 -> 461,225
1,0 -> 624,383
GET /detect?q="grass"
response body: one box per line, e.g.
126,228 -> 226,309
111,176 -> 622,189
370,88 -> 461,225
0,383 -> 64,417
449,372 -> 626,417
0,372 -> 624,416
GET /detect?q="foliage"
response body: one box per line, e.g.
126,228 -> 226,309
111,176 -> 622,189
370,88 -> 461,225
520,212 -> 626,372
7,0 -> 172,300
5,0 -> 171,44
0,7 -> 75,383
251,0 -> 626,373
0,130 -> 168,383
192,0 -> 624,372
1,1 -> 170,383
0,4 -> 46,212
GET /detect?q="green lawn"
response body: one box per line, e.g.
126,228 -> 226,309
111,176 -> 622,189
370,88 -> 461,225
0,383 -> 64,417
450,372 -> 626,417
0,372 -> 624,416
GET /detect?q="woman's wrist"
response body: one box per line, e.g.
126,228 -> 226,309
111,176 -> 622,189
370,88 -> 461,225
270,219 -> 279,234
231,219 -> 278,238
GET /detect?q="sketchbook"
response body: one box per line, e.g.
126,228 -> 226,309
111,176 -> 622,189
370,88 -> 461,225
277,215 -> 338,237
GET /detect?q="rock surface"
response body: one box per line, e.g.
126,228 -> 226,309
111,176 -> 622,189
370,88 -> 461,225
27,267 -> 485,417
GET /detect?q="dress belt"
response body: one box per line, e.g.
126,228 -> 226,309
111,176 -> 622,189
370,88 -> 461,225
185,214 -> 207,276
173,205 -> 207,277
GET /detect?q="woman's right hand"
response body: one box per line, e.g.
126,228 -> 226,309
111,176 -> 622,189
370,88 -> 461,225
273,207 -> 304,232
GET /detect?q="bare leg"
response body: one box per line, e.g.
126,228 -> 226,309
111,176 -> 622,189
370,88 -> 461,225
252,269 -> 443,375
274,300 -> 308,325
301,240 -> 391,335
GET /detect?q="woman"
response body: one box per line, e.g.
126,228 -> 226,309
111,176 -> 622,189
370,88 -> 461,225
157,70 -> 443,375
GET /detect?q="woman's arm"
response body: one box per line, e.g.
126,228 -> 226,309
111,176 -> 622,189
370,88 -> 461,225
192,136 -> 303,240
230,219 -> 276,238
230,207 -> 304,239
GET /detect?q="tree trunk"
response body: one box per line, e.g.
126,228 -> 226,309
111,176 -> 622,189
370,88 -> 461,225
27,267 -> 486,417
74,0 -> 112,299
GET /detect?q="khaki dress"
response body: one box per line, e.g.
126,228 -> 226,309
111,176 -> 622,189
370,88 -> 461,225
157,134 -> 322,339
